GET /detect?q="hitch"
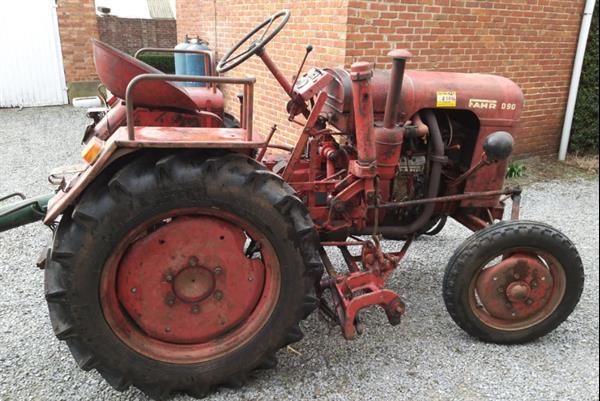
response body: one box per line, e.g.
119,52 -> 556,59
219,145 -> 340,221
319,237 -> 412,339
0,192 -> 53,233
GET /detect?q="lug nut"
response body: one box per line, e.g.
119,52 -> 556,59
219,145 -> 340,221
248,276 -> 254,282
191,305 -> 200,314
165,273 -> 173,283
189,256 -> 199,267
214,290 -> 223,301
514,273 -> 520,279
214,266 -> 223,275
131,287 -> 137,293
497,287 -> 504,293
165,293 -> 176,307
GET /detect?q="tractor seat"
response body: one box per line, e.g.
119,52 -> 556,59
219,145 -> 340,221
92,40 -> 223,113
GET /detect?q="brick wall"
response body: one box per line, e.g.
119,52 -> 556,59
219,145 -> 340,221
56,0 -> 98,82
97,15 -> 177,55
177,0 -> 585,156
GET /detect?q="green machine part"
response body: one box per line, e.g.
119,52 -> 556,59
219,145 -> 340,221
0,193 -> 54,233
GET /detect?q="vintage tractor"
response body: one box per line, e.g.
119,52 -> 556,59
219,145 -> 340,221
0,10 -> 584,399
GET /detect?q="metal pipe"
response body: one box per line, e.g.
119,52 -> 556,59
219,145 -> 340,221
124,74 -> 256,140
350,62 -> 376,164
358,109 -> 444,237
558,0 -> 596,160
0,193 -> 53,233
370,187 -> 518,210
383,50 -> 412,129
257,49 -> 293,97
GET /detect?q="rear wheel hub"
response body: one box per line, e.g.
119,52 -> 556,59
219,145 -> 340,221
173,266 -> 215,303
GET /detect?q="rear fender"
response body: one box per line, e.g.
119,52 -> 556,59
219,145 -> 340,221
43,126 -> 266,224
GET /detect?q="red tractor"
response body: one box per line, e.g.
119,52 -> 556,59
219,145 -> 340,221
0,10 -> 584,399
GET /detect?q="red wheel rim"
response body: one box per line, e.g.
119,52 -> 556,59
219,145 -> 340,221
100,208 -> 281,364
469,247 -> 566,331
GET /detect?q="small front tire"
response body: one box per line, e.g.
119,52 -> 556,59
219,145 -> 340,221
443,220 -> 584,344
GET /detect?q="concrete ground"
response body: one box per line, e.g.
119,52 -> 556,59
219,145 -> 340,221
0,106 -> 598,401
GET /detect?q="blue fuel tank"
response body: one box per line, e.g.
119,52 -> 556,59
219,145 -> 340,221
185,37 -> 210,87
174,35 -> 190,78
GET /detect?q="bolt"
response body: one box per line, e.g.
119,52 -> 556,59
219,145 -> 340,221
214,290 -> 223,301
165,273 -> 173,283
531,280 -> 538,288
541,276 -> 546,281
189,256 -> 199,267
514,273 -> 520,279
191,305 -> 200,314
214,266 -> 223,275
165,326 -> 171,332
493,276 -> 498,281
497,287 -> 504,293
220,319 -> 226,326
511,312 -> 516,317
131,287 -> 137,293
248,276 -> 254,282
165,293 -> 176,307
526,299 -> 533,305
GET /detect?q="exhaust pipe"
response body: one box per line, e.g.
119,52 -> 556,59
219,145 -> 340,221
382,50 -> 412,129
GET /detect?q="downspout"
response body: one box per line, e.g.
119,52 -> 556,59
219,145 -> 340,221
558,0 -> 596,161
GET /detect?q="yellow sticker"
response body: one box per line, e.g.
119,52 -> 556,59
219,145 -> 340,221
436,91 -> 457,107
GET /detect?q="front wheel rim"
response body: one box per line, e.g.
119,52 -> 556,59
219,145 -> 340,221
100,207 -> 281,364
468,247 -> 567,331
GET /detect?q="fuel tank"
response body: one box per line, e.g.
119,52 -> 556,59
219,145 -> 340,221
323,68 -> 524,133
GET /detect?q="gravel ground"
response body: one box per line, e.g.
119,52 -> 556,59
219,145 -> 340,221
0,106 -> 598,401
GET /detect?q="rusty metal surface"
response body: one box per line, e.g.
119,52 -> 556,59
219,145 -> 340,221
92,40 -> 199,112
324,69 -> 524,129
471,250 -> 566,330
116,215 -> 265,344
114,126 -> 266,149
100,207 -> 281,363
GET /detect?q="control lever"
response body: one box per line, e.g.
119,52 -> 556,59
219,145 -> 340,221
291,44 -> 314,90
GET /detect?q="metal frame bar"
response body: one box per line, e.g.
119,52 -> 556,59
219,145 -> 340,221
369,187 -> 521,210
125,74 -> 256,141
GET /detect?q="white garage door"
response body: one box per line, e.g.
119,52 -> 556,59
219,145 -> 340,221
0,0 -> 68,107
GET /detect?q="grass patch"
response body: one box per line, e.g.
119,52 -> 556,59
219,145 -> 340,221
506,154 -> 598,187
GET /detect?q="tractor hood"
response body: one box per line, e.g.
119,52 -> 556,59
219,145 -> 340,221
323,68 -> 524,133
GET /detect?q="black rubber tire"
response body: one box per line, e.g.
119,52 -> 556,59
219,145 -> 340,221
422,215 -> 447,236
44,151 -> 323,399
443,220 -> 584,344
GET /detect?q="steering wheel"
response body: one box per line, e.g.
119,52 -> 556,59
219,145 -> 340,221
216,10 -> 290,74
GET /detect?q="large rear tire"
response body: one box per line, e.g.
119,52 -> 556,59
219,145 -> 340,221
443,220 -> 584,344
44,152 -> 323,399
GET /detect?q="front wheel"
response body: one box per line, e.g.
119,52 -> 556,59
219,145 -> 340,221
44,152 -> 322,399
443,220 -> 584,344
